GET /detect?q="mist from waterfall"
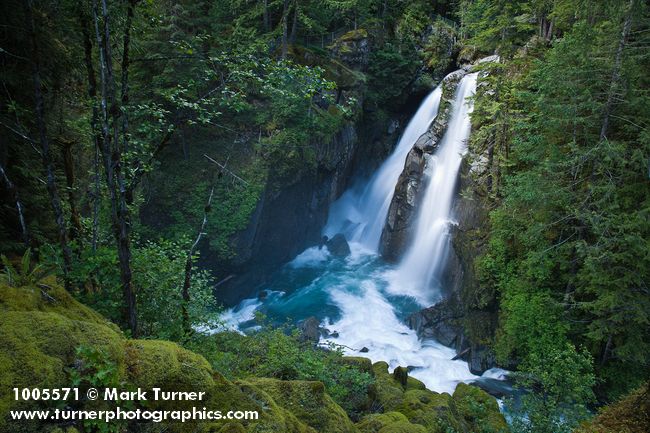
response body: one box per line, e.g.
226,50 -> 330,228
324,85 -> 443,251
386,73 -> 478,304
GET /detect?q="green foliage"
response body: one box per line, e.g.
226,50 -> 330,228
68,346 -> 126,433
0,249 -> 53,287
210,326 -> 374,415
507,344 -> 595,433
468,0 -> 650,424
367,43 -> 420,106
69,345 -> 121,390
62,240 -> 218,341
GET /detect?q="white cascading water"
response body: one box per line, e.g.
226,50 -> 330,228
212,72 -> 507,395
386,73 -> 478,304
324,84 -> 443,250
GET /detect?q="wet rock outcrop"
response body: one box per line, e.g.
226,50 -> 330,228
380,70 -> 466,261
326,233 -> 351,257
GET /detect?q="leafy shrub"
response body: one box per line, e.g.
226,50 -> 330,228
209,325 -> 373,416
55,239 -> 219,340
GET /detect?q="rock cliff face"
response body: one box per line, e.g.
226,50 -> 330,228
213,29 -> 404,305
379,70 -> 466,261
216,122 -> 383,305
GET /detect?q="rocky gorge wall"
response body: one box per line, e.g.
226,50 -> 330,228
215,117 -> 403,305
202,31 -> 413,305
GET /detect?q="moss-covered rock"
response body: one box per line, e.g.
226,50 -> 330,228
244,378 -> 357,433
0,281 -> 125,430
449,383 -> 508,432
377,420 -> 427,433
357,411 -> 411,433
371,362 -> 407,411
367,362 -> 508,433
0,281 -> 334,433
342,357 -> 374,377
398,389 -> 452,432
1,280 -> 508,433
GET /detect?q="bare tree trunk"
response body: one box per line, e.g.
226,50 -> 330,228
281,0 -> 289,59
121,0 -> 136,158
600,0 -> 635,142
93,0 -> 137,336
25,0 -> 73,290
80,8 -> 102,253
263,0 -> 270,31
290,0 -> 299,44
182,185 -> 214,337
0,162 -> 30,246
61,140 -> 83,247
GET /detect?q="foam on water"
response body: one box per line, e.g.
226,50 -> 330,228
289,246 -> 331,268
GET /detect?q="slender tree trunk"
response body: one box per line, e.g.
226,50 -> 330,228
61,140 -> 83,247
281,0 -> 289,59
80,9 -> 102,253
93,0 -> 137,336
600,0 -> 635,142
263,0 -> 270,32
121,0 -> 136,158
0,162 -> 30,246
25,0 -> 73,290
182,185 -> 214,337
289,1 -> 299,44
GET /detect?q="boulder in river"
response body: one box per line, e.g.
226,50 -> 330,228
298,316 -> 326,344
326,233 -> 351,257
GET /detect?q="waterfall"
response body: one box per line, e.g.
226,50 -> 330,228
387,73 -> 478,304
215,72 -> 490,394
325,85 -> 443,251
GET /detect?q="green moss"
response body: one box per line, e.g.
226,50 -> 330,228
236,380 -> 316,433
377,420 -> 427,433
370,362 -> 406,411
397,389 -> 451,432
405,376 -> 426,391
0,280 -> 508,433
342,357 -> 374,376
338,29 -> 369,42
450,383 -> 509,433
0,281 -> 125,432
125,339 -> 214,391
218,422 -> 247,433
245,378 -> 357,433
0,278 -> 119,330
356,411 -> 408,433
393,367 -> 409,387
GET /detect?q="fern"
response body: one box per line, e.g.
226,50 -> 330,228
0,249 -> 53,287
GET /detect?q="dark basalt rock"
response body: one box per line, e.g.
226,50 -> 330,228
299,316 -> 327,344
326,233 -> 351,257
